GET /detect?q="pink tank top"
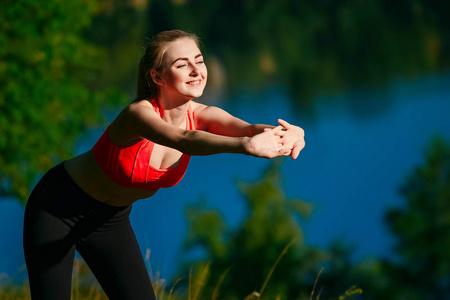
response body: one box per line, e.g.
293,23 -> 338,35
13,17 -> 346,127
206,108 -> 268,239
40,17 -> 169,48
93,99 -> 196,191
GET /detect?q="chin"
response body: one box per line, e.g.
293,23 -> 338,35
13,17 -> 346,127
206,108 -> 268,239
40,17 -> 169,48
194,91 -> 204,98
187,90 -> 205,99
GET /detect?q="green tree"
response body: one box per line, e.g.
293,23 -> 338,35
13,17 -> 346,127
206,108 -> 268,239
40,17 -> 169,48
147,0 -> 449,111
330,137 -> 450,300
0,0 -> 128,203
182,160 -> 328,300
384,137 -> 450,299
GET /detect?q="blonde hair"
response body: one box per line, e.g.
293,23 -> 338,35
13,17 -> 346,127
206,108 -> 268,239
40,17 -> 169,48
135,30 -> 200,101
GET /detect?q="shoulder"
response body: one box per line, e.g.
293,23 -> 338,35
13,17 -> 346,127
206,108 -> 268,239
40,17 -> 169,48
190,101 -> 224,131
190,100 -> 208,115
190,100 -> 242,132
191,101 -> 229,118
129,99 -> 155,111
126,99 -> 159,121
110,100 -> 159,138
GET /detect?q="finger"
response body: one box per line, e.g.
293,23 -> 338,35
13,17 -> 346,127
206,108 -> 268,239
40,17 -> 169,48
272,127 -> 287,138
279,148 -> 291,156
291,141 -> 305,159
271,125 -> 285,134
273,131 -> 286,138
291,146 -> 301,159
277,119 -> 291,129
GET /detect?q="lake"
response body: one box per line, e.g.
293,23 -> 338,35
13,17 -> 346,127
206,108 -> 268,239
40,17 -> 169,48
1,72 -> 449,283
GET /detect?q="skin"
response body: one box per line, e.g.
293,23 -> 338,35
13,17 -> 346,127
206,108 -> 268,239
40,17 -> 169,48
64,38 -> 305,206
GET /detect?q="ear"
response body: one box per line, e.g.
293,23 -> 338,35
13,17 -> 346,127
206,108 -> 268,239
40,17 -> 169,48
150,69 -> 164,86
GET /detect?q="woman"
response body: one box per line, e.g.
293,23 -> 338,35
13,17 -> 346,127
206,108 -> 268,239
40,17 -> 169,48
23,30 -> 305,300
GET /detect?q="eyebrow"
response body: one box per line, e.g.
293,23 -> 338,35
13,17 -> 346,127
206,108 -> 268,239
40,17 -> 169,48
171,54 -> 203,65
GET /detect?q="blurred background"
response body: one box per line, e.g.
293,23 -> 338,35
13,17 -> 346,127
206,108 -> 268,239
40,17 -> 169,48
1,0 -> 450,299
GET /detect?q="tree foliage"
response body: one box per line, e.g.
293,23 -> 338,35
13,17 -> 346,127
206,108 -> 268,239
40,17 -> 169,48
385,136 -> 450,298
182,161 -> 332,300
2,0 -> 448,203
147,0 -> 450,107
181,138 -> 450,299
0,0 -> 128,203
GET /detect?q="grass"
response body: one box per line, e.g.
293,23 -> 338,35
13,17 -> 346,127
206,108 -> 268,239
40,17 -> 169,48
0,244 -> 362,300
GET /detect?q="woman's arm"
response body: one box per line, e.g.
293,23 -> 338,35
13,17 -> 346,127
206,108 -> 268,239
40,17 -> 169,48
195,104 -> 274,137
123,102 -> 290,158
195,104 -> 305,159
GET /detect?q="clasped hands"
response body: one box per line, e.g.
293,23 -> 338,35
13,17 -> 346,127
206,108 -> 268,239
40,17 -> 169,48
270,119 -> 305,159
247,119 -> 305,159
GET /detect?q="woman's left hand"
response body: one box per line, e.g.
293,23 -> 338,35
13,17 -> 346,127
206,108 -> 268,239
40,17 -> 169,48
268,119 -> 305,159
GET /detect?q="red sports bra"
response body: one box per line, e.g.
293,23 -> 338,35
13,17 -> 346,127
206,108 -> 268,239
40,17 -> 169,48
93,99 -> 196,191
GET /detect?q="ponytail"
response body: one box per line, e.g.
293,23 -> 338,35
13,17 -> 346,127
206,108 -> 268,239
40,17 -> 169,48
135,52 -> 155,101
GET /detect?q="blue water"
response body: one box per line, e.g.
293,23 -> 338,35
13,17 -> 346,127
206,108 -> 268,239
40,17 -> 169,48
1,73 -> 449,283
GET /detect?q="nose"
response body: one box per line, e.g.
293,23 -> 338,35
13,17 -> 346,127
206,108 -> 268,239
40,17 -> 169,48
189,62 -> 200,75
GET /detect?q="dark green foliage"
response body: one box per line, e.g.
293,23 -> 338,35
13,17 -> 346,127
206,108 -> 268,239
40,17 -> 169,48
342,137 -> 450,300
2,0 -> 448,203
181,138 -> 450,299
385,136 -> 450,298
0,0 -> 128,203
182,160 -> 327,299
147,0 -> 450,107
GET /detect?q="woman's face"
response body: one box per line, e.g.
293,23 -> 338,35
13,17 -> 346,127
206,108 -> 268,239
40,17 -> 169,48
157,38 -> 208,100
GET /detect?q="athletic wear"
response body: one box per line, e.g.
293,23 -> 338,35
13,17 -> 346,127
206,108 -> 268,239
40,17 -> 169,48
24,99 -> 197,299
23,163 -> 156,300
93,99 -> 195,191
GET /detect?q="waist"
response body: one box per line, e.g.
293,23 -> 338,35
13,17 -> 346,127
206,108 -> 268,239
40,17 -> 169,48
29,162 -> 132,216
64,150 -> 158,207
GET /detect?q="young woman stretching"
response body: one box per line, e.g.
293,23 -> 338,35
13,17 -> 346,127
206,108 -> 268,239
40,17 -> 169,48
23,30 -> 305,300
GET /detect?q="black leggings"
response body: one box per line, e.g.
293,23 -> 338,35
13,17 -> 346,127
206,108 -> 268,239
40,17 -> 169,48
23,163 -> 156,300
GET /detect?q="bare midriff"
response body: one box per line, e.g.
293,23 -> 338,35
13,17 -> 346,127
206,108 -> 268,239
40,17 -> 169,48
64,150 -> 157,207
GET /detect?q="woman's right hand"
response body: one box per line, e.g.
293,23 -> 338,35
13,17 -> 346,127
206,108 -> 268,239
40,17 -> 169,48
244,126 -> 292,158
276,119 -> 305,159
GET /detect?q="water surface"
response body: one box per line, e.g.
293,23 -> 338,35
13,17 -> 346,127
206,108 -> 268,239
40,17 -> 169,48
1,73 -> 449,282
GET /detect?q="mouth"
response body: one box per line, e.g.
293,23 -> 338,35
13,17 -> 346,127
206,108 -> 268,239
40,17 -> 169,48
186,80 -> 202,86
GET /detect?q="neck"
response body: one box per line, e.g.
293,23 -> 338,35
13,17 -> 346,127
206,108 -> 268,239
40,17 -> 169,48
155,93 -> 192,127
